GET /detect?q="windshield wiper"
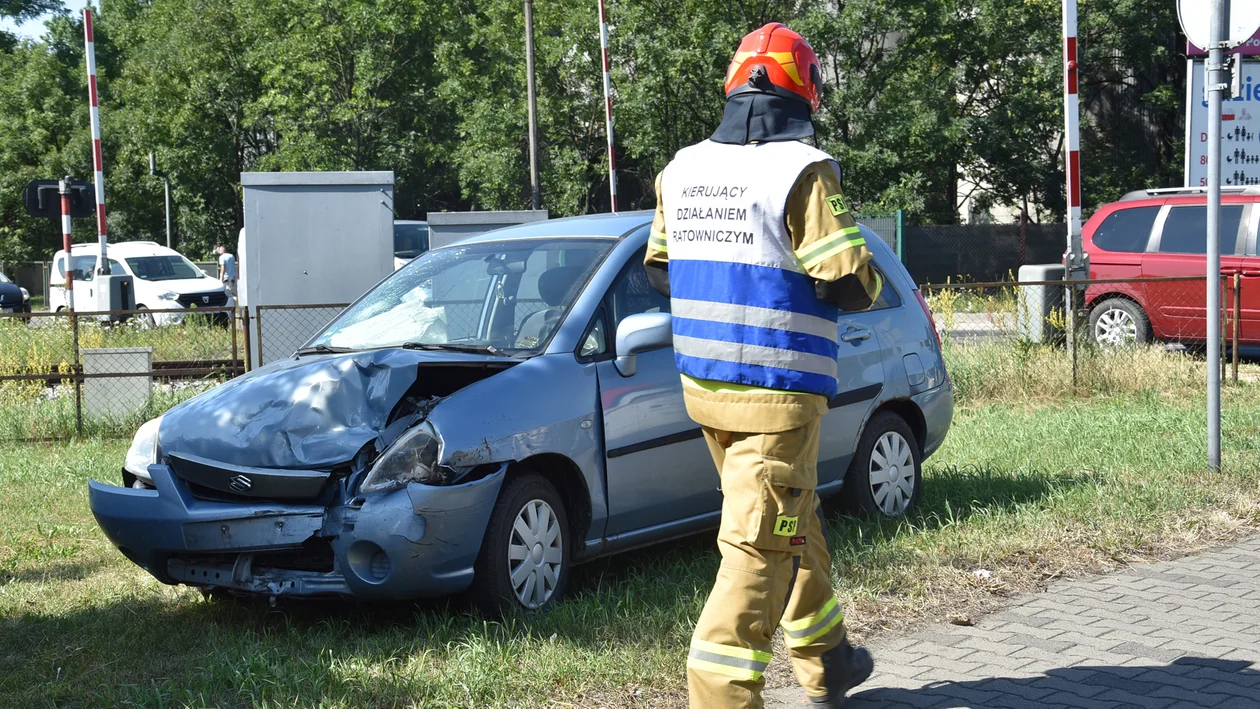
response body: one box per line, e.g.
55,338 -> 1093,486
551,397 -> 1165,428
295,344 -> 356,356
400,341 -> 508,357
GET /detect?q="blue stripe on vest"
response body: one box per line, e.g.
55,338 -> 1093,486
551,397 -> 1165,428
673,317 -> 840,360
675,354 -> 840,398
668,260 -> 837,320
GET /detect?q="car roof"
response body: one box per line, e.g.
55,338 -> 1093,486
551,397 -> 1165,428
450,211 -> 654,246
62,241 -> 186,257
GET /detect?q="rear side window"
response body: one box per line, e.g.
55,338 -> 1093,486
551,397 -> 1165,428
1091,207 -> 1158,253
1158,206 -> 1243,255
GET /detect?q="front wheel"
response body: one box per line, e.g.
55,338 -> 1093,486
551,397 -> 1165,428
841,412 -> 922,518
133,305 -> 155,329
470,472 -> 570,615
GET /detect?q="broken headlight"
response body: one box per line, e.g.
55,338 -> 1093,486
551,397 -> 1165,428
360,422 -> 443,493
124,415 -> 163,482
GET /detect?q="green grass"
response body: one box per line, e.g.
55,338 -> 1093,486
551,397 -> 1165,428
3,388 -> 1260,708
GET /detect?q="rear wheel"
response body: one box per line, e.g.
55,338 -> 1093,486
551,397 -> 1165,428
841,412 -> 922,518
1089,297 -> 1150,347
470,472 -> 570,615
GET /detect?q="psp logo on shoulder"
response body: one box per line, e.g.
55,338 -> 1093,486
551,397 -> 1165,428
825,194 -> 849,217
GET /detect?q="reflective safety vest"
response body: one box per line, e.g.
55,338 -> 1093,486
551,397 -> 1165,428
660,139 -> 844,398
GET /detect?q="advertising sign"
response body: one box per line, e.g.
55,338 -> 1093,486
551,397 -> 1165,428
1185,58 -> 1260,186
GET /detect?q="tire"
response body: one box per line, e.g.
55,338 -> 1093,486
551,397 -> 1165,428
133,306 -> 155,329
1088,297 -> 1150,347
841,411 -> 922,518
469,472 -> 570,615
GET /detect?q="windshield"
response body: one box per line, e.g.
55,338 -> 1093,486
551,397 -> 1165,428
0,272 -> 9,284
394,223 -> 430,259
125,255 -> 205,281
311,238 -> 613,353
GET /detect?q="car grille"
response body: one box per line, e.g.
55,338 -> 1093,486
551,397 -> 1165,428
177,291 -> 228,308
168,453 -> 331,502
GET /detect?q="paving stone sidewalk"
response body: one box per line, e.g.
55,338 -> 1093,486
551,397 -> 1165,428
767,535 -> 1260,708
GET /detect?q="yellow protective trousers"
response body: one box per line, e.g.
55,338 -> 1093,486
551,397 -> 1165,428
687,417 -> 848,709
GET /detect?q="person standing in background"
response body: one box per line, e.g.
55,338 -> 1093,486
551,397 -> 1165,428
217,244 -> 237,299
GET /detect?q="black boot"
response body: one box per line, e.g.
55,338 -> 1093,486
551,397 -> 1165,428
807,639 -> 874,708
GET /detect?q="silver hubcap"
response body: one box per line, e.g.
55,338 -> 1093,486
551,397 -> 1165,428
508,498 -> 563,609
870,431 -> 915,516
1094,307 -> 1136,346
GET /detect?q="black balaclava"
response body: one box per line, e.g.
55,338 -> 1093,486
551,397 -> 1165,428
710,93 -> 815,145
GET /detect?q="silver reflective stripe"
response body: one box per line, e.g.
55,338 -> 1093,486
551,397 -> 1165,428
783,601 -> 843,642
687,648 -> 769,673
672,298 -> 838,342
674,335 -> 838,378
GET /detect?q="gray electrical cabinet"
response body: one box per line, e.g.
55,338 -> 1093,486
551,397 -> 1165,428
1017,264 -> 1066,344
239,171 -> 394,366
427,210 -> 549,249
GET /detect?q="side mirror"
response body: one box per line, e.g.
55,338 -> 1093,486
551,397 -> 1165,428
614,312 -> 672,377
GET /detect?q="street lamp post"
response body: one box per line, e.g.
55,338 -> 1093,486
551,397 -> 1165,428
524,0 -> 542,211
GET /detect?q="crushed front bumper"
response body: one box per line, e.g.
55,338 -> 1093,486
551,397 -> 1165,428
89,463 -> 505,599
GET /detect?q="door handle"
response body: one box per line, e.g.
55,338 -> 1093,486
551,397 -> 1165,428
840,327 -> 872,343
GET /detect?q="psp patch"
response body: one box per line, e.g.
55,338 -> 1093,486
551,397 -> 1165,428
825,193 -> 849,216
773,515 -> 800,537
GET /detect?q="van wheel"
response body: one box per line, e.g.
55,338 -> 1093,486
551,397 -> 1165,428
1089,298 -> 1149,347
470,472 -> 570,615
842,412 -> 921,518
134,306 -> 155,329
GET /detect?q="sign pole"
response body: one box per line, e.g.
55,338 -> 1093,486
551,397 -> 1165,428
84,9 -> 110,276
1206,0 -> 1226,472
1063,0 -> 1086,368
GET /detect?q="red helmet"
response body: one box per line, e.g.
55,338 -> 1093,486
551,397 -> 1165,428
725,23 -> 822,112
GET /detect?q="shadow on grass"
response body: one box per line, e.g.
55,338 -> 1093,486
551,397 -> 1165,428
0,463 -> 1092,707
850,657 -> 1260,708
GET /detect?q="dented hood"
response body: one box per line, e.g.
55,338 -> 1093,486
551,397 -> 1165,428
158,348 -> 508,470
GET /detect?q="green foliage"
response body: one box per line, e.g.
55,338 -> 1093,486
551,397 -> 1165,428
0,0 -> 1187,262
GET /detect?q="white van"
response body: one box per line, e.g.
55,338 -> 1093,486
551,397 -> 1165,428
50,242 -> 234,326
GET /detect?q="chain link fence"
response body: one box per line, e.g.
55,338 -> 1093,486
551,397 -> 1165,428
923,275 -> 1254,401
0,307 -> 241,441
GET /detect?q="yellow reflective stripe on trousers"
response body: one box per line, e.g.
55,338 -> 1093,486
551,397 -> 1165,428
686,639 -> 772,681
781,596 -> 844,647
795,226 -> 864,270
649,230 -> 668,252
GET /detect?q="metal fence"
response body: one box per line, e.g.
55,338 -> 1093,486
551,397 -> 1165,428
0,307 -> 241,441
922,275 -> 1250,390
855,211 -> 903,259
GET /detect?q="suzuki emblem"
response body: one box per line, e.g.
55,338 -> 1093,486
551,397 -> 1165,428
202,295 -> 210,304
228,474 -> 253,493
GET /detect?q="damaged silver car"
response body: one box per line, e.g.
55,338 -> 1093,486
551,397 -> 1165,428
89,212 -> 953,612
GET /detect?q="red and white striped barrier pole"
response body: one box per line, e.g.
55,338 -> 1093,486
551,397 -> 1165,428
84,9 -> 110,275
597,0 -> 618,213
1063,0 -> 1085,353
60,179 -> 74,311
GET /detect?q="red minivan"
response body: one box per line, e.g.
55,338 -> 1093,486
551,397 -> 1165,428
1082,187 -> 1260,346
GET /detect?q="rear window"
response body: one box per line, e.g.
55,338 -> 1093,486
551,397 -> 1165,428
1090,206 -> 1158,253
1158,205 -> 1243,255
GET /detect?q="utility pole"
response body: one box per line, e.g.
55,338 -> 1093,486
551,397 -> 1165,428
1206,0 -> 1226,472
524,0 -> 542,211
149,152 -> 172,248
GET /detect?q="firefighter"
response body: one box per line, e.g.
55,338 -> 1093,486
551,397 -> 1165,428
643,22 -> 881,709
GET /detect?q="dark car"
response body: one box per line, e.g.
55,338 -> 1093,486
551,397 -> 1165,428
0,270 -> 31,315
